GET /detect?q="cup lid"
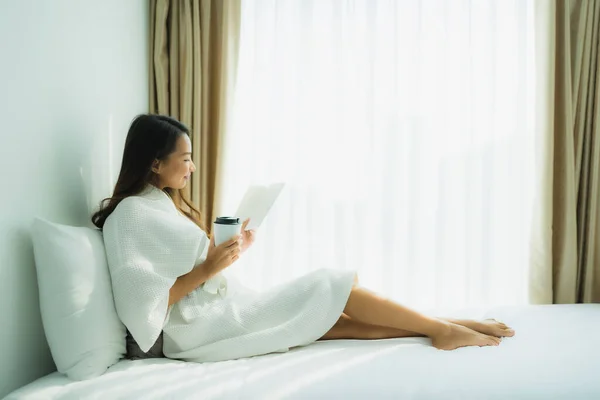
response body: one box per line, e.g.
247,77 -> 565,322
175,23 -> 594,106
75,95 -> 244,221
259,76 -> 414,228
214,216 -> 240,225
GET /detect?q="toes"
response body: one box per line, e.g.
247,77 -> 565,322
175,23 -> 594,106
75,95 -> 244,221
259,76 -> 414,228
480,334 -> 500,346
504,328 -> 515,337
488,335 -> 501,346
486,318 -> 507,328
497,327 -> 514,337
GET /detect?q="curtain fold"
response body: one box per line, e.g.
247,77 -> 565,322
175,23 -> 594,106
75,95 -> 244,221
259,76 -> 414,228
530,0 -> 600,304
149,0 -> 241,232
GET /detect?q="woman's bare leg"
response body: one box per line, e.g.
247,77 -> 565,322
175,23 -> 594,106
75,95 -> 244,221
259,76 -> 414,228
342,285 -> 501,350
320,313 -> 423,340
320,315 -> 515,341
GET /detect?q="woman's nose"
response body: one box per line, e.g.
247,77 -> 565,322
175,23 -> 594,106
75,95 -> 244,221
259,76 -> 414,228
190,161 -> 197,172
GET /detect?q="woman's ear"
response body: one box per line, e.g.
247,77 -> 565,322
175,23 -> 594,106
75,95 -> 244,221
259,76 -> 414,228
151,159 -> 161,174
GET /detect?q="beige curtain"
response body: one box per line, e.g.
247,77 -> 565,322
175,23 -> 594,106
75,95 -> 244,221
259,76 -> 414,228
149,0 -> 241,232
530,0 -> 600,304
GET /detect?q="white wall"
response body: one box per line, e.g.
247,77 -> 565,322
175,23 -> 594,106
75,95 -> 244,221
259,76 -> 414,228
0,1 -> 149,396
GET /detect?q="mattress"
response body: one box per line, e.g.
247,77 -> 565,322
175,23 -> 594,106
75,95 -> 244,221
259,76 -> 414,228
6,304 -> 600,400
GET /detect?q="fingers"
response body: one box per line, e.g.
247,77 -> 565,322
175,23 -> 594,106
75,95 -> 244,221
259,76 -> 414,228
211,235 -> 242,268
242,218 -> 250,230
221,235 -> 242,248
229,243 -> 242,254
223,243 -> 241,264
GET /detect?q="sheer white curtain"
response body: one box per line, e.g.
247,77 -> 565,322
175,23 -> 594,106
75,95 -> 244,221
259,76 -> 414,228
221,0 -> 536,310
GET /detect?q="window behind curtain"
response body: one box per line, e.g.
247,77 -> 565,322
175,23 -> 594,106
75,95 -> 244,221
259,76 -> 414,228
221,0 -> 536,310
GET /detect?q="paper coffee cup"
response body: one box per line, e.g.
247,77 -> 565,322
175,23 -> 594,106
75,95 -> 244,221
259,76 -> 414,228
213,217 -> 241,246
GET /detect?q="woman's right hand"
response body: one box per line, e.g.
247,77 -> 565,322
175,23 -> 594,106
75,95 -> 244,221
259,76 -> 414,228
204,234 -> 242,275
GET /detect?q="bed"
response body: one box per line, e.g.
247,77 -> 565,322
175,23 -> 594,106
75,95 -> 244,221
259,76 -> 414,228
5,304 -> 600,400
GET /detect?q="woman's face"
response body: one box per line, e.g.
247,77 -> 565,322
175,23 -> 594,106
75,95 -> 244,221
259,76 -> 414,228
153,135 -> 196,190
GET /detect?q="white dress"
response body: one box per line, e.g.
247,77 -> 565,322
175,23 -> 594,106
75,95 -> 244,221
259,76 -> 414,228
102,185 -> 355,362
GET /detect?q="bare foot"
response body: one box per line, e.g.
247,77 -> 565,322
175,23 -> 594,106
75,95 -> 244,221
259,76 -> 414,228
442,318 -> 515,338
431,322 -> 501,351
477,319 -> 515,337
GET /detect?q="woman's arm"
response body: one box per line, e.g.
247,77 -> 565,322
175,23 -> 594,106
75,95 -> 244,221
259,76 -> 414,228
167,261 -> 216,306
168,235 -> 242,306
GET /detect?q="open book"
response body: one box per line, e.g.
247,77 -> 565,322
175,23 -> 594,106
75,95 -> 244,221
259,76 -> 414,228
235,183 -> 285,231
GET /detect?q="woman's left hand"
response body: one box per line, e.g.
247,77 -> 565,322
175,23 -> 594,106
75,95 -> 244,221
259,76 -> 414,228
240,218 -> 256,253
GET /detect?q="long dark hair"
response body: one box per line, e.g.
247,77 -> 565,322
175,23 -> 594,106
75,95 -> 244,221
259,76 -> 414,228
92,114 -> 204,230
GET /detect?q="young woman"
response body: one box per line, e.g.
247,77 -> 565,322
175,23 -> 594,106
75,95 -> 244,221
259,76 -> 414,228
93,114 -> 514,362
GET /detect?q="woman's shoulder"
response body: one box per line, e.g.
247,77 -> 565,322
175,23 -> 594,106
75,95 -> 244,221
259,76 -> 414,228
104,196 -> 152,230
113,195 -> 147,214
108,187 -> 167,219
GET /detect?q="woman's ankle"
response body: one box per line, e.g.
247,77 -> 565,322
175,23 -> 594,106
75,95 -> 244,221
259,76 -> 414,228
426,318 -> 452,338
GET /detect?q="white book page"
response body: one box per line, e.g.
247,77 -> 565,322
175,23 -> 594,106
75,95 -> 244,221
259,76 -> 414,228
235,182 -> 285,230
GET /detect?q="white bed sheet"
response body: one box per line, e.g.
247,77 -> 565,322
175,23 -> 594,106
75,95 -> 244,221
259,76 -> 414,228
6,304 -> 600,400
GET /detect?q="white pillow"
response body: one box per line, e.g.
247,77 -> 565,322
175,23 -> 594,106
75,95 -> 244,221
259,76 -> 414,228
30,218 -> 126,380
